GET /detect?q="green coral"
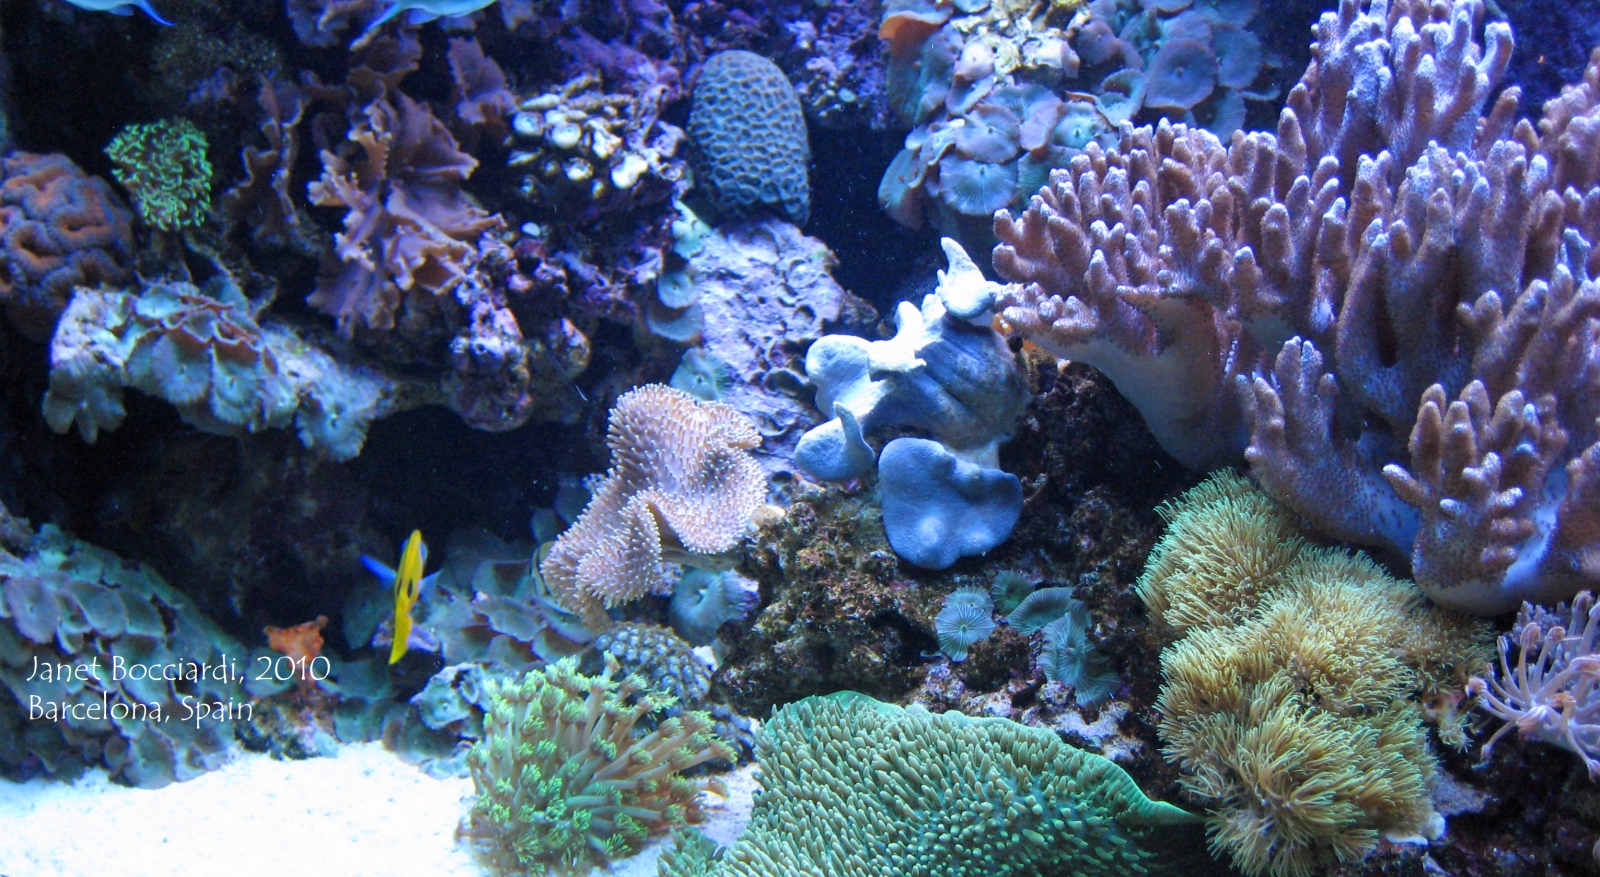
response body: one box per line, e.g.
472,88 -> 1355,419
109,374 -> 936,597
105,119 -> 213,232
459,657 -> 735,876
659,691 -> 1203,877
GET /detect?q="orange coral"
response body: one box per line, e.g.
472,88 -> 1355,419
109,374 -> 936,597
265,615 -> 328,664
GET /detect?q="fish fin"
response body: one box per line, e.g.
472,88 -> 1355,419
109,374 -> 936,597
368,2 -> 404,28
407,8 -> 442,23
105,4 -> 133,13
361,554 -> 398,584
137,1 -> 174,24
418,570 -> 441,597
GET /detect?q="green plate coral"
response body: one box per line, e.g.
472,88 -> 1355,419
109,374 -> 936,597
105,118 -> 213,232
659,691 -> 1204,877
458,656 -> 735,876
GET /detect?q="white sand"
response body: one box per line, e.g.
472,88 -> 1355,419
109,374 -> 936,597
0,745 -> 758,877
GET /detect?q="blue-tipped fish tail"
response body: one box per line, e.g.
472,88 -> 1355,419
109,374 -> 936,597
59,0 -> 173,25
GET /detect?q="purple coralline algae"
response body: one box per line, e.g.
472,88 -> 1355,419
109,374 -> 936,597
669,217 -> 873,479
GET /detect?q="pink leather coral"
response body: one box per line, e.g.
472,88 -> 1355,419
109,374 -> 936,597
0,152 -> 133,340
540,384 -> 767,629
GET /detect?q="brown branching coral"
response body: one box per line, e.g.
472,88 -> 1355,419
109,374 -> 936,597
222,78 -> 313,251
992,0 -> 1600,614
540,385 -> 767,629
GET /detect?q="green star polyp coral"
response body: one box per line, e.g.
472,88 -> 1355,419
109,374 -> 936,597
105,119 -> 213,232
459,657 -> 735,876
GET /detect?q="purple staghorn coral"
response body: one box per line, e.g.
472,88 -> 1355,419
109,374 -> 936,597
1470,591 -> 1600,779
991,0 -> 1600,614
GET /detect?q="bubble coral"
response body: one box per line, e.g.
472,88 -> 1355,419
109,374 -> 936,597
459,657 -> 735,876
104,119 -> 213,233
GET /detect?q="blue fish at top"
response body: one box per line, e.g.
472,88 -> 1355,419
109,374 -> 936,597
59,0 -> 172,25
370,0 -> 500,27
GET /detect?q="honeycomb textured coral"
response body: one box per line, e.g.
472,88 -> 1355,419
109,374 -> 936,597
687,51 -> 811,225
657,691 -> 1203,877
540,384 -> 766,628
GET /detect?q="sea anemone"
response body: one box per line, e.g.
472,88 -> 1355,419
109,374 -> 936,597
990,569 -> 1035,615
954,103 -> 1021,163
1007,586 -> 1077,634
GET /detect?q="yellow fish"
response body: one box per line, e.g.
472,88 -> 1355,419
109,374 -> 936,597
361,530 -> 434,664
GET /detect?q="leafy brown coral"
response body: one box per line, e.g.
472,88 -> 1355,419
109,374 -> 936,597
307,92 -> 504,339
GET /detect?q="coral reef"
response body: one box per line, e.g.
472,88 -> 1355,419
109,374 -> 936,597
1471,591 -> 1600,778
0,152 -> 133,340
0,523 -> 243,788
1142,473 -> 1494,877
657,691 -> 1205,877
724,482 -> 938,712
104,118 -> 213,232
992,0 -> 1600,614
540,385 -> 767,629
41,280 -> 401,461
795,239 -> 1029,567
686,50 -> 810,225
457,657 -> 734,876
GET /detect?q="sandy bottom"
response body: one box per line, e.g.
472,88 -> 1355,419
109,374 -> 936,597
0,744 -> 758,877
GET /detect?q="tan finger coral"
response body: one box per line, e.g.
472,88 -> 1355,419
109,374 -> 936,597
541,384 -> 766,629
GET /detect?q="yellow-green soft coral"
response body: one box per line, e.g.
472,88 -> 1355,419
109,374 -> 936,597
659,691 -> 1205,877
459,657 -> 735,876
1139,472 -> 1494,877
105,118 -> 213,232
